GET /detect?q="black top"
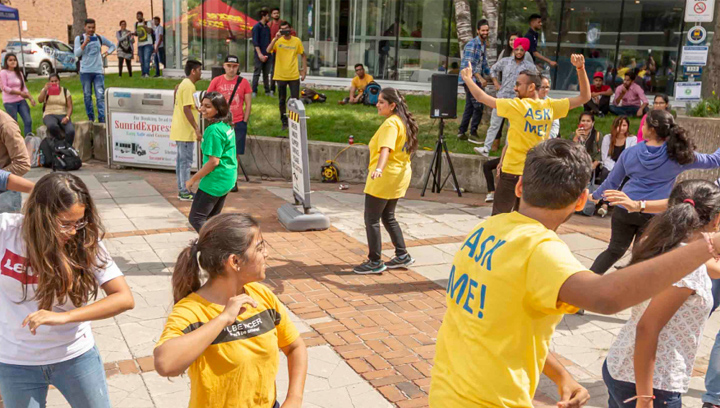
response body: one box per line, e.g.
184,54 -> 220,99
610,142 -> 626,163
524,28 -> 539,60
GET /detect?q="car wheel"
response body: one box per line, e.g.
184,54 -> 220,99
38,61 -> 53,76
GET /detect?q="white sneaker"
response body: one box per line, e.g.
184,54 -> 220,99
474,146 -> 490,157
485,192 -> 494,203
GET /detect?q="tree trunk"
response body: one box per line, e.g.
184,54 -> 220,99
71,0 -> 88,42
702,4 -> 720,98
482,0 -> 500,66
536,0 -> 550,25
454,0 -> 473,51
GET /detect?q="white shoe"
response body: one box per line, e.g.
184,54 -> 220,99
474,146 -> 490,157
485,192 -> 494,203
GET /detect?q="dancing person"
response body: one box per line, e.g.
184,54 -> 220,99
0,172 -> 134,408
429,138 -> 720,407
154,213 -> 307,408
185,92 -> 238,232
462,54 -> 591,215
603,180 -> 720,407
354,88 -> 418,275
456,19 -> 491,141
590,110 -> 720,275
74,18 -> 115,123
1,53 -> 35,135
207,55 -> 252,193
170,59 -> 202,201
116,20 -> 134,77
267,21 -> 306,130
38,73 -> 75,146
637,94 -> 670,142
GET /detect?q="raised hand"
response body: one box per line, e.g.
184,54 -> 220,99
570,54 -> 585,69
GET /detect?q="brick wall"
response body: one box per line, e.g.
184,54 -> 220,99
0,0 -> 162,61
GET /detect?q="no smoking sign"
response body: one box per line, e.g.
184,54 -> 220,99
695,2 -> 707,13
686,0 -> 715,22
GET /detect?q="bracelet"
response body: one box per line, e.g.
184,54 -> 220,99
623,395 -> 655,403
702,232 -> 720,262
375,168 -> 383,173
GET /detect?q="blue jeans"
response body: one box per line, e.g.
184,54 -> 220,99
79,73 -> 105,122
234,121 -> 247,155
0,190 -> 22,213
3,100 -> 32,135
0,346 -> 110,408
458,84 -> 483,135
602,361 -> 681,408
176,141 -> 195,195
609,104 -> 643,117
704,328 -> 720,404
139,44 -> 153,76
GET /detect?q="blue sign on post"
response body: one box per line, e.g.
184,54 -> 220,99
683,65 -> 703,75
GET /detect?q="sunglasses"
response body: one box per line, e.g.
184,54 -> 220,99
59,219 -> 88,233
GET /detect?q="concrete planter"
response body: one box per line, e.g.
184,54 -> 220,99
36,120 -> 104,163
676,116 -> 720,183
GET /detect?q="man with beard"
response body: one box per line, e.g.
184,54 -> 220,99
456,19 -> 491,141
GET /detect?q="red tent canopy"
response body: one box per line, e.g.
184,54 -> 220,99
170,0 -> 258,39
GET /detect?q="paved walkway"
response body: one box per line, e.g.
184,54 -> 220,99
3,163 -> 718,408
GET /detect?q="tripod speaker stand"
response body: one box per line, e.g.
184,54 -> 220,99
421,74 -> 462,197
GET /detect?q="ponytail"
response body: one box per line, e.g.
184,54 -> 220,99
380,88 -> 419,154
645,109 -> 695,165
631,180 -> 720,265
172,239 -> 202,304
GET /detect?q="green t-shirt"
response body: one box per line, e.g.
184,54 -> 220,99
198,122 -> 238,197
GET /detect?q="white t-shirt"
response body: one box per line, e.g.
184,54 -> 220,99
154,25 -> 164,48
606,261 -> 712,392
0,214 -> 123,365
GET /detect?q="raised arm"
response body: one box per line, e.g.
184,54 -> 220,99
567,54 -> 591,110
461,62 -> 496,109
688,147 -> 720,170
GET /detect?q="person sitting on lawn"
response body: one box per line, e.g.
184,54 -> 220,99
610,71 -> 648,118
584,72 -> 613,117
339,64 -> 374,105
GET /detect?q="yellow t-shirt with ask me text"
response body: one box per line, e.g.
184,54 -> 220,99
430,212 -> 587,408
364,115 -> 411,200
170,78 -> 198,142
155,282 -> 300,408
497,97 -> 570,175
272,37 -> 304,81
351,74 -> 374,96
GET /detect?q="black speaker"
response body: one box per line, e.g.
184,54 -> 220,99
430,74 -> 458,119
211,66 -> 224,79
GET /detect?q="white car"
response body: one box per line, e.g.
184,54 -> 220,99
1,38 -> 78,76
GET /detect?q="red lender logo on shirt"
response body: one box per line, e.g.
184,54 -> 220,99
0,249 -> 35,284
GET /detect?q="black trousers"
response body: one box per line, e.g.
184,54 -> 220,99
252,55 -> 272,94
459,84 -> 484,135
188,188 -> 228,232
364,194 -> 408,262
483,157 -> 501,193
584,95 -> 610,114
491,172 -> 520,215
43,114 -> 75,145
590,206 -> 653,275
277,80 -> 300,126
118,58 -> 132,77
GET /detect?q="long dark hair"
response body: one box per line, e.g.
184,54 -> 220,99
379,88 -> 418,154
608,115 -> 630,158
202,91 -> 232,124
22,173 -> 108,310
503,32 -> 521,57
645,109 -> 694,165
631,180 -> 720,265
172,214 -> 259,303
3,53 -> 25,90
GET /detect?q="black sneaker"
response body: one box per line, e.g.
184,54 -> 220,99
231,183 -> 239,193
282,123 -> 289,131
353,260 -> 387,274
457,132 -> 468,140
385,254 -> 415,269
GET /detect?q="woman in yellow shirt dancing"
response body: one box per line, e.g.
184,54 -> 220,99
354,88 -> 419,274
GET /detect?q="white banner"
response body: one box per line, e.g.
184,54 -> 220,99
681,45 -> 709,66
110,112 -> 198,169
288,117 -> 305,202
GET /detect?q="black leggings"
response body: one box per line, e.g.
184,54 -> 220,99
483,157 -> 501,193
364,194 -> 408,262
188,189 -> 227,232
276,79 -> 300,126
590,206 -> 653,274
119,58 -> 132,77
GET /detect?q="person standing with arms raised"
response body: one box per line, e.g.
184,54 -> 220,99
461,53 -> 591,215
74,18 -> 115,124
267,21 -> 307,131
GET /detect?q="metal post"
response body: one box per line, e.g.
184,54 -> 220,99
444,0 -> 451,71
552,0 -> 565,90
613,0 -> 626,80
17,20 -> 26,78
674,2 -> 687,90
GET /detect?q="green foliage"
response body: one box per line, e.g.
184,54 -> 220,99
689,92 -> 720,118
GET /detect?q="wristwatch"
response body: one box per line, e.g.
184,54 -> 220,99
639,200 -> 646,213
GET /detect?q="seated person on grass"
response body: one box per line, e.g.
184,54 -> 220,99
339,64 -> 374,105
610,71 -> 648,118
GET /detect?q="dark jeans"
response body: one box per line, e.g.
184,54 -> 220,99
483,157 -> 501,193
590,206 -> 653,274
43,114 -> 75,145
584,95 -> 611,115
189,188 -> 228,232
118,58 -> 132,77
269,55 -> 276,92
234,121 -> 247,155
252,55 -> 272,93
364,194 -> 408,262
277,80 -> 300,126
459,84 -> 484,135
492,172 -> 520,215
153,47 -> 165,76
3,100 -> 32,135
610,104 -> 646,117
138,44 -> 153,76
602,361 -> 681,408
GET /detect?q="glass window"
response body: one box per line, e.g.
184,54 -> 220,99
348,0 -> 398,80
396,0 -> 451,83
54,42 -> 73,53
293,0 -> 339,77
202,0 -> 253,71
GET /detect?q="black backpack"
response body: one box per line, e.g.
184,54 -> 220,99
39,138 -> 81,171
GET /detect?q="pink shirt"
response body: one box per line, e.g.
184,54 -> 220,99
613,82 -> 648,107
637,114 -> 646,142
0,70 -> 28,104
207,75 -> 252,123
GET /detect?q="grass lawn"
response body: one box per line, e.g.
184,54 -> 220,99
7,73 -> 643,156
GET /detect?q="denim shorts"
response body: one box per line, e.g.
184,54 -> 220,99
602,360 -> 681,408
0,345 -> 111,408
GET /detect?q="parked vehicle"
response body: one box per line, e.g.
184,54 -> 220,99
1,38 -> 78,76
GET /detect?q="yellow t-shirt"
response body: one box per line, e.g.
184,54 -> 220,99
170,78 -> 198,142
364,115 -> 411,200
272,37 -> 304,81
497,98 -> 570,175
351,74 -> 374,95
155,283 -> 300,408
429,212 -> 586,408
